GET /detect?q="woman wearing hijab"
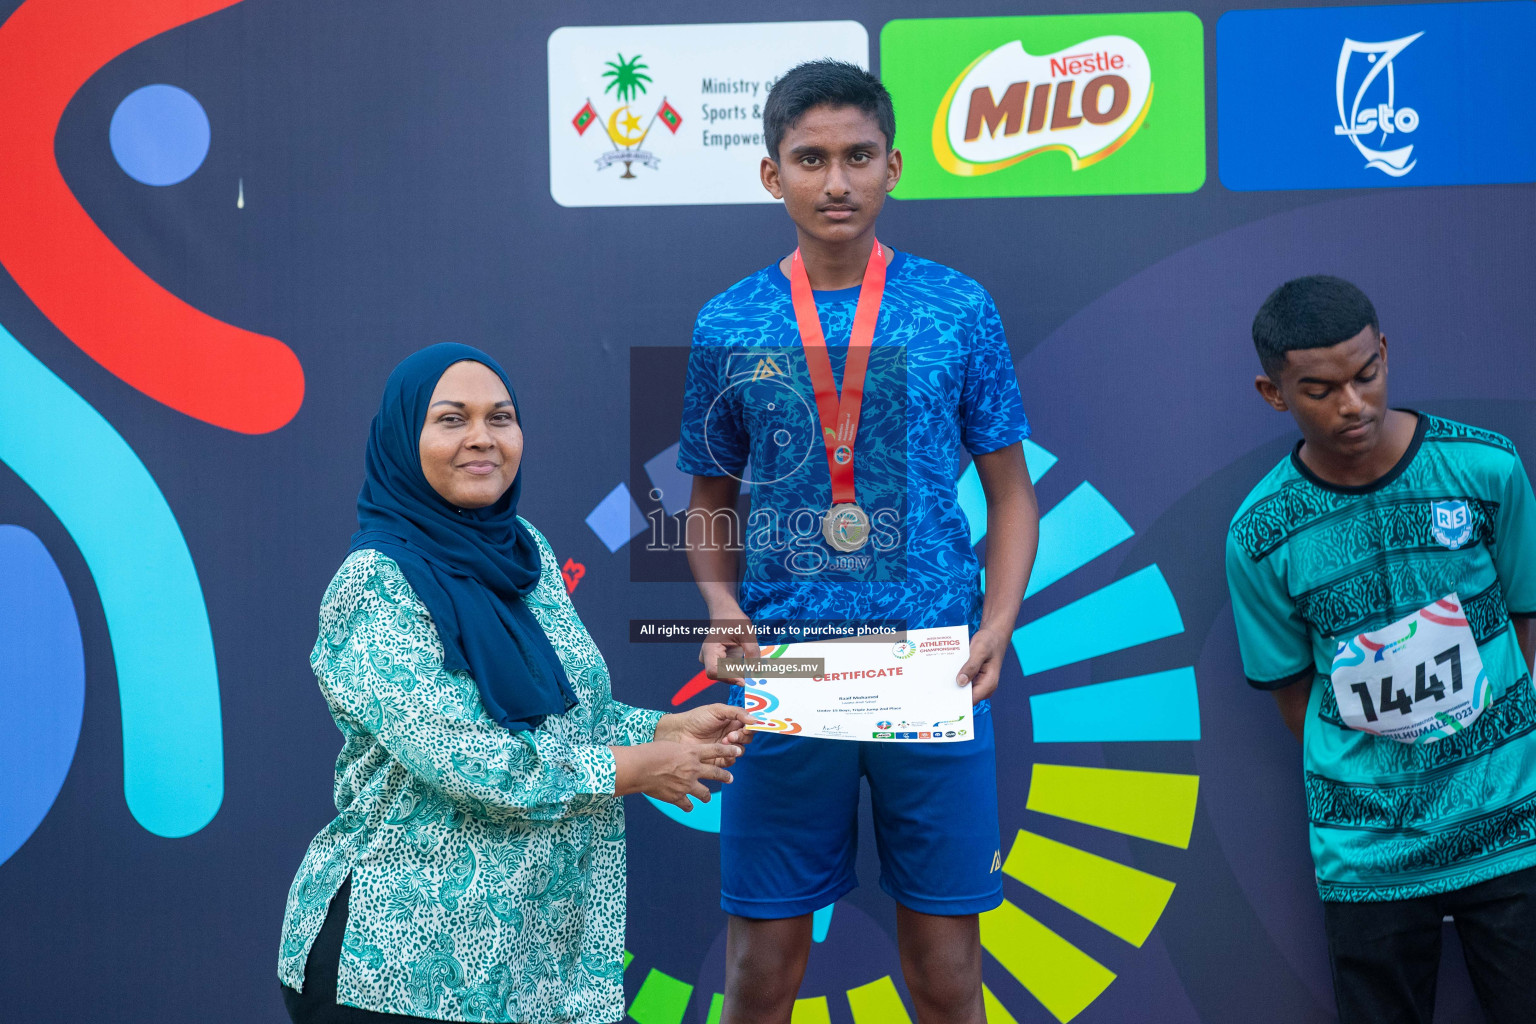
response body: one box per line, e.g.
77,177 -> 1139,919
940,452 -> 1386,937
278,345 -> 753,1024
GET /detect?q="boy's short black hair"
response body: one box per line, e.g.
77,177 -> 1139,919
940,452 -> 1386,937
1252,275 -> 1380,376
763,60 -> 895,160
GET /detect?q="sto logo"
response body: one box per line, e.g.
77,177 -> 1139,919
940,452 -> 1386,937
1334,32 -> 1422,177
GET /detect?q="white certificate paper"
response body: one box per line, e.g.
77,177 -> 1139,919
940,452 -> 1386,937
743,625 -> 974,742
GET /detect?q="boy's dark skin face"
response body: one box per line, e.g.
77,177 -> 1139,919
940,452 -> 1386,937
1254,324 -> 1418,489
760,103 -> 901,290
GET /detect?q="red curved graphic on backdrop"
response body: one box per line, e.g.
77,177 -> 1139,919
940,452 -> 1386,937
0,0 -> 303,434
671,669 -> 717,706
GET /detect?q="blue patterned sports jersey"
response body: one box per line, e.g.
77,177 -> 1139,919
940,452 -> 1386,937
677,249 -> 1029,633
1226,413 -> 1536,902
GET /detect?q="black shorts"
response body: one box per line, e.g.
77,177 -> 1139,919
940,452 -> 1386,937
1323,863 -> 1536,1024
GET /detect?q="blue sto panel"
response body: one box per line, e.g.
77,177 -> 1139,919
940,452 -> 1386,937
1218,2 -> 1536,190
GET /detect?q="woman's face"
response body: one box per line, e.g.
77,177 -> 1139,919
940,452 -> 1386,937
419,360 -> 523,509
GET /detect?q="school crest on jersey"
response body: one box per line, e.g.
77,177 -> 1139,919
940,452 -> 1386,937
1431,499 -> 1473,550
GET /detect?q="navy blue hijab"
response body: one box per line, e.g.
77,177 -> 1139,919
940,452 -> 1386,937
349,343 -> 576,732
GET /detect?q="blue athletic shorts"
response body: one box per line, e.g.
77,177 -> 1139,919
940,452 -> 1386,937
719,704 -> 1003,919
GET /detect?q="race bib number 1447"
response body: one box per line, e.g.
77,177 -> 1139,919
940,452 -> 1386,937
1331,594 -> 1490,744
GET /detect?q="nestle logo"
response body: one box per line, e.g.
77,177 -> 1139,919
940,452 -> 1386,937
1049,51 -> 1125,77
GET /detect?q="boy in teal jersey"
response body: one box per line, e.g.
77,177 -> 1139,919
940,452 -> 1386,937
1226,275 -> 1536,1023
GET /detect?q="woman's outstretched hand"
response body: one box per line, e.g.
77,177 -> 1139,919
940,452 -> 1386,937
612,740 -> 743,811
655,703 -> 759,756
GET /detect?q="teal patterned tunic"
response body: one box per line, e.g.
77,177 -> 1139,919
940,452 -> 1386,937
278,521 -> 662,1022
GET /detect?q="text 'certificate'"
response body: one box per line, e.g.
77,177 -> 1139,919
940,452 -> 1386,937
743,625 -> 974,742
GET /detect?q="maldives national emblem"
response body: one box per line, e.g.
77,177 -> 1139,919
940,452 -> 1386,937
1431,499 -> 1473,550
570,52 -> 683,179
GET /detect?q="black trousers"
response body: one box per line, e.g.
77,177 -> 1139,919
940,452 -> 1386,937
1323,864 -> 1536,1024
281,877 -> 444,1024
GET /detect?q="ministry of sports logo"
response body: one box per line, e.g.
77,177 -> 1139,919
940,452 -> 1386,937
548,21 -> 867,207
1333,32 -> 1422,177
569,52 -> 683,179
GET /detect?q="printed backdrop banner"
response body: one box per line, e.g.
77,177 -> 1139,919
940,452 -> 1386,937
548,21 -> 869,207
0,1 -> 1532,1023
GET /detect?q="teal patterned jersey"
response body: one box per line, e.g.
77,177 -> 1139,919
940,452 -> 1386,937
277,521 -> 662,1022
1226,414 -> 1536,901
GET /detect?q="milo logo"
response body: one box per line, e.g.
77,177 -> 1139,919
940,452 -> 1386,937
881,13 -> 1205,198
939,36 -> 1151,175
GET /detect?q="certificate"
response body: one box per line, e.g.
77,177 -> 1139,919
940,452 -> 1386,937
742,625 -> 974,742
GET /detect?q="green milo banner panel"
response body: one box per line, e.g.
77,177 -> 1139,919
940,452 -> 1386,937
882,12 -> 1206,198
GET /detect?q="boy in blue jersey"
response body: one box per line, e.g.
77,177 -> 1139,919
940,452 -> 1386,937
1226,276 -> 1536,1023
676,62 -> 1039,1023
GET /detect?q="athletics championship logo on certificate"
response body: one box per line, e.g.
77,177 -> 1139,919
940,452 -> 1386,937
547,22 -> 868,207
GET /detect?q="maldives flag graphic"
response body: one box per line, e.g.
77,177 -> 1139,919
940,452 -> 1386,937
657,98 -> 682,133
572,100 -> 597,135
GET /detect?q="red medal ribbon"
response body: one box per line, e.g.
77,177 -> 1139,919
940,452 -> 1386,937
789,240 -> 887,505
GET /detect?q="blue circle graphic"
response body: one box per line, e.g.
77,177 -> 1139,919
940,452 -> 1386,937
0,525 -> 85,866
109,84 -> 210,186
